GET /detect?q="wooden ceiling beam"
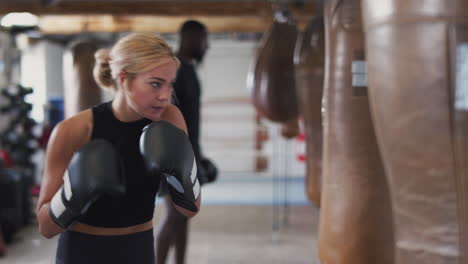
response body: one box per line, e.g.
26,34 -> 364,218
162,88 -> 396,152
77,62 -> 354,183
0,1 -> 316,17
38,15 -> 271,33
38,13 -> 315,34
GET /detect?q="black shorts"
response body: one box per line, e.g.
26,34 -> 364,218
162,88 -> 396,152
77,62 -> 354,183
55,229 -> 155,264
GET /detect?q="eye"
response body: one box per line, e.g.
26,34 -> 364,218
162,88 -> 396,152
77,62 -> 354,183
150,81 -> 162,88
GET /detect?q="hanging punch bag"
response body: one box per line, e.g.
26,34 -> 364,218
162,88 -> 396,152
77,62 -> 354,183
294,15 -> 325,206
318,0 -> 394,263
362,0 -> 468,263
250,5 -> 299,125
63,40 -> 101,118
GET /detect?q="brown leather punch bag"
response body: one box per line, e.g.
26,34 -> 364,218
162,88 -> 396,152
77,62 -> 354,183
294,16 -> 325,205
362,1 -> 468,263
63,41 -> 101,118
251,12 -> 299,123
317,0 -> 394,263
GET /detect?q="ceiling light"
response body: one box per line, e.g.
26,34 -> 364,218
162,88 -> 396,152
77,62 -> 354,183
1,12 -> 38,28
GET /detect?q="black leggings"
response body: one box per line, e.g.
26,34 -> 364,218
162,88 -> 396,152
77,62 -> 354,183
56,229 -> 155,264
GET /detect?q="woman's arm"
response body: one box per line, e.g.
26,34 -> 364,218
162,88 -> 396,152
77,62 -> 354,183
36,110 -> 92,238
161,104 -> 201,217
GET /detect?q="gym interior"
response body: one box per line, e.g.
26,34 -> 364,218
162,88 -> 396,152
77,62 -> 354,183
0,1 -> 467,264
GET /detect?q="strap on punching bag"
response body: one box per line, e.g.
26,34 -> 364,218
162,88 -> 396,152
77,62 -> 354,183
452,25 -> 468,264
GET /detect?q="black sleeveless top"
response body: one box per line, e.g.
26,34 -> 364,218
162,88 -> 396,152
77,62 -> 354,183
173,61 -> 202,160
78,101 -> 160,227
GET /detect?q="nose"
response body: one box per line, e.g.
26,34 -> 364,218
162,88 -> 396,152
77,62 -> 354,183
157,85 -> 172,102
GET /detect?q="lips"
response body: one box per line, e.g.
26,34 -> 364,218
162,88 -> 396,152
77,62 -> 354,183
151,106 -> 164,111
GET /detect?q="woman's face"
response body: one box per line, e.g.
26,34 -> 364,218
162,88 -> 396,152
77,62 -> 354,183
124,59 -> 178,120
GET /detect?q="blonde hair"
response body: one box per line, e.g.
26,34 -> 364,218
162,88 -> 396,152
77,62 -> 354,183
93,33 -> 179,91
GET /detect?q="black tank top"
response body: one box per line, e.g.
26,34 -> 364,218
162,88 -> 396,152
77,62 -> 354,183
79,101 -> 160,227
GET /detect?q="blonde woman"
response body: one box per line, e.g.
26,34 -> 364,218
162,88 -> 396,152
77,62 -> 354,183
36,33 -> 201,264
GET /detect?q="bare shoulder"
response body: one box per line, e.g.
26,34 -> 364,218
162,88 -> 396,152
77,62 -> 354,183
50,109 -> 93,151
161,104 -> 187,134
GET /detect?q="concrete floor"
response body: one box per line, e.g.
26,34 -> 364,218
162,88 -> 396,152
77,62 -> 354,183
160,205 -> 320,264
0,172 -> 320,264
0,204 -> 320,264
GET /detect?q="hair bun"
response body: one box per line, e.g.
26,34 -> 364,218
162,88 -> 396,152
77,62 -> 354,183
95,48 -> 111,64
93,48 -> 115,91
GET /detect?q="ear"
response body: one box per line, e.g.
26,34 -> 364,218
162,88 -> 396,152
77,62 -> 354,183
117,70 -> 128,86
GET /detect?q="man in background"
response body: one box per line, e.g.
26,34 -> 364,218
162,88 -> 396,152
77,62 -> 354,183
155,20 -> 218,264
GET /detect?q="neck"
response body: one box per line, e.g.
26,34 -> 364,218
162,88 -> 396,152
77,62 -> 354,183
177,50 -> 195,64
112,92 -> 143,122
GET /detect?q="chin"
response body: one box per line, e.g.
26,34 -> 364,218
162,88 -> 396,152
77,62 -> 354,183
147,114 -> 162,121
143,107 -> 166,121
137,111 -> 158,121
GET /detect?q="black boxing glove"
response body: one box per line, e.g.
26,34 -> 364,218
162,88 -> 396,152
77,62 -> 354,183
49,139 -> 125,229
139,121 -> 200,212
199,157 -> 218,185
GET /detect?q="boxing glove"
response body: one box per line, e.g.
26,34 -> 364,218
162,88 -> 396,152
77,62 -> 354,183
139,121 -> 200,212
199,157 -> 218,184
49,139 -> 125,229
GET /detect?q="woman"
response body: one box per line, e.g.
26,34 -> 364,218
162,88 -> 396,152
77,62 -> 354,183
36,33 -> 201,264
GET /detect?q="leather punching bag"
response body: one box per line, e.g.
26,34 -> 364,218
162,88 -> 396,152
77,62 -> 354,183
318,0 -> 394,263
362,1 -> 468,263
251,9 -> 299,123
294,16 -> 325,205
63,40 -> 101,118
